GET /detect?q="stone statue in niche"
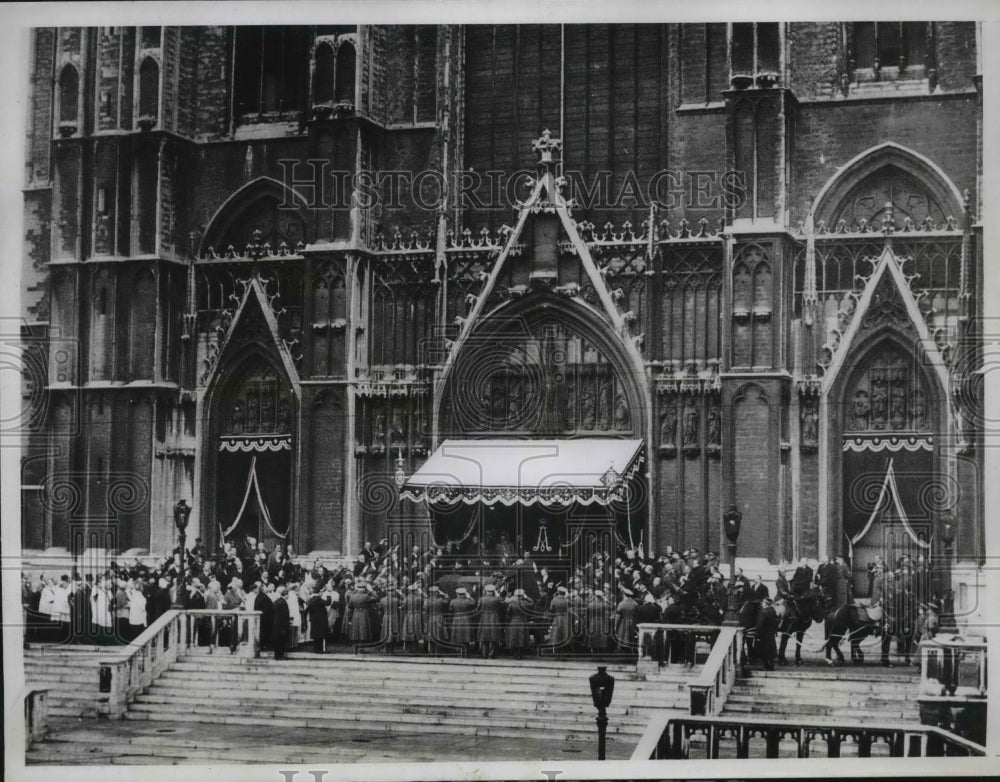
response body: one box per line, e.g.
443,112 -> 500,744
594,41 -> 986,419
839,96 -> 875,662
733,267 -> 751,311
260,388 -> 275,431
563,383 -> 575,432
890,386 -> 907,430
613,394 -> 630,431
373,412 -> 386,443
910,390 -> 927,430
682,403 -> 699,448
391,409 -> 408,445
801,401 -> 819,449
871,376 -> 888,429
597,378 -> 611,431
707,404 -> 721,447
659,403 -> 677,448
581,389 -> 596,430
277,399 -> 290,433
852,389 -> 871,430
231,400 -> 245,434
246,396 -> 259,432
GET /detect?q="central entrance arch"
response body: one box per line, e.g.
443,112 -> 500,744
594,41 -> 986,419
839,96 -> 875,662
429,292 -> 651,564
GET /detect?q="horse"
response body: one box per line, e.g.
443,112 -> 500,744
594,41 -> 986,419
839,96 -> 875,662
776,586 -> 826,665
823,603 -> 880,665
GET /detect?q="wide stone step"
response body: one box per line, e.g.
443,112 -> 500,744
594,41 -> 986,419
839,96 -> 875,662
155,668 -> 690,696
149,676 -> 687,706
126,705 -> 646,741
128,694 -> 659,727
727,686 -> 913,701
132,690 -> 676,721
173,654 -> 647,677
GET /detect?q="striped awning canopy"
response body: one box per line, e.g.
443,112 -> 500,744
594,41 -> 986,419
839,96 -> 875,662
399,439 -> 644,507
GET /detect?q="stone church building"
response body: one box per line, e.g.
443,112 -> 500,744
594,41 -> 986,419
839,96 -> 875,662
19,23 -> 984,611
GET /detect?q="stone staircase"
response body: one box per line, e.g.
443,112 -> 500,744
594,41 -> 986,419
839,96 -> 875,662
26,652 -> 699,764
722,666 -> 922,723
23,645 -> 114,718
125,653 -> 694,740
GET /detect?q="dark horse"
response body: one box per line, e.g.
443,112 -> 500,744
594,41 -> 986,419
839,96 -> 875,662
823,603 -> 881,664
776,587 -> 826,665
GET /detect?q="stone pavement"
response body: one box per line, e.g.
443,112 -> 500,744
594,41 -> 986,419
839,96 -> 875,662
28,715 -> 631,765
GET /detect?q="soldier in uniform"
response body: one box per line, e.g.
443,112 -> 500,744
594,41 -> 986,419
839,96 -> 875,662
424,585 -> 449,653
477,583 -> 505,658
400,582 -> 424,654
547,585 -> 572,649
505,588 -> 533,659
615,587 -> 638,650
450,587 -> 477,654
584,589 -> 612,652
379,584 -> 403,653
347,582 -> 375,647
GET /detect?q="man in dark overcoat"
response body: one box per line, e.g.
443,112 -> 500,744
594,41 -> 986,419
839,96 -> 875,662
272,587 -> 290,659
306,586 -> 332,653
754,596 -> 778,671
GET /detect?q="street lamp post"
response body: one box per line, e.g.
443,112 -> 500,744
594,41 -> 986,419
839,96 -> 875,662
588,665 -> 615,760
722,504 -> 743,625
172,499 -> 192,609
938,513 -> 957,632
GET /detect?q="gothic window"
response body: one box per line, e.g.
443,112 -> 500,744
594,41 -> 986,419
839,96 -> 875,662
335,40 -> 356,104
852,22 -> 927,72
830,166 -> 947,232
233,26 -> 310,122
729,22 -> 780,87
138,57 -> 160,126
312,41 -> 335,105
57,64 -> 80,134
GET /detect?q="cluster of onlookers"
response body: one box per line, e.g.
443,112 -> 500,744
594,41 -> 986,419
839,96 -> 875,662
22,532 -> 939,659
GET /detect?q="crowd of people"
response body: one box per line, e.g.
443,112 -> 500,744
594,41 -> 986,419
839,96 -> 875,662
21,534 -> 941,663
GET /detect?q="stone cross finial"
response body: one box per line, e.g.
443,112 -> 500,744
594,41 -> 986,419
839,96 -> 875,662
532,129 -> 563,166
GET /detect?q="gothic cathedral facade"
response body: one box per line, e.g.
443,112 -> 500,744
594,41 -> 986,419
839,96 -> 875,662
20,23 -> 984,611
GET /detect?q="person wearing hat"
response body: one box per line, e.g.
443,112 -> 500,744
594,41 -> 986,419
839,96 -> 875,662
379,583 -> 403,653
754,596 -> 778,671
504,588 -> 533,659
635,591 -> 664,662
347,582 -> 375,648
400,582 -> 424,654
547,586 -> 572,650
583,588 -> 611,653
425,586 -> 451,654
306,583 -> 332,653
615,587 -> 639,650
449,587 -> 477,653
251,581 -> 274,652
477,583 -> 505,658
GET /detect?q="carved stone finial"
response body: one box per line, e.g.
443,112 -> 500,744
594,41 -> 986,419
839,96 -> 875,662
532,129 -> 563,168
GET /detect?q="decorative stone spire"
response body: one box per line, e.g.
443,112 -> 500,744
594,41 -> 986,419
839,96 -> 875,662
532,129 -> 563,170
802,199 -> 817,327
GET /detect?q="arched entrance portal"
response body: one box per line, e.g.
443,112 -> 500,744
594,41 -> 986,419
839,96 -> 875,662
426,295 -> 649,570
838,337 -> 937,597
212,354 -> 296,550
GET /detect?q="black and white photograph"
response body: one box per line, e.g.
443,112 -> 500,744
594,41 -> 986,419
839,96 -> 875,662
1,2 -> 996,779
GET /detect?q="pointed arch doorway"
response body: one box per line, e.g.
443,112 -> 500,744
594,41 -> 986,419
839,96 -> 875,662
212,354 -> 296,550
